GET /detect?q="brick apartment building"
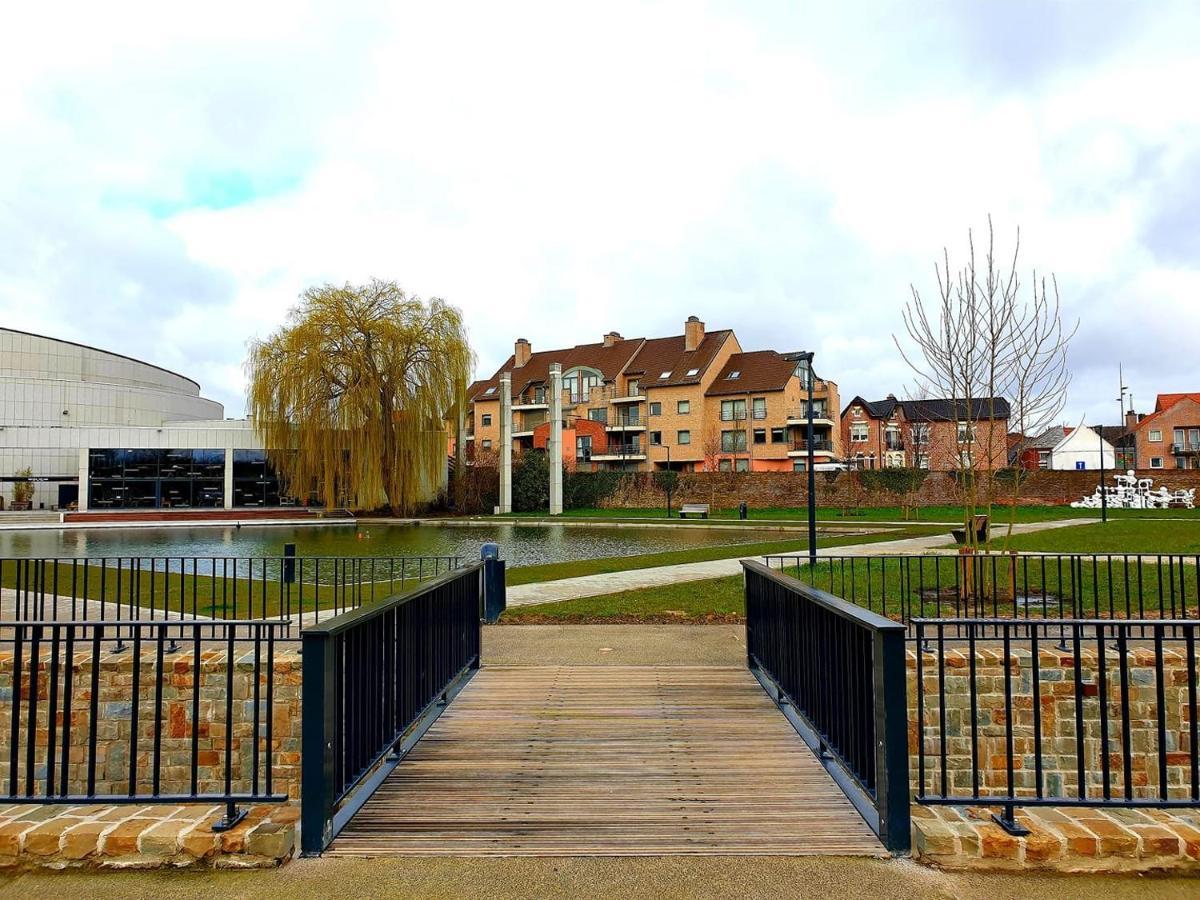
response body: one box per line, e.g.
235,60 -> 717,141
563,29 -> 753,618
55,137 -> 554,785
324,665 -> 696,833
839,395 -> 1010,470
1128,393 -> 1200,470
464,317 -> 842,472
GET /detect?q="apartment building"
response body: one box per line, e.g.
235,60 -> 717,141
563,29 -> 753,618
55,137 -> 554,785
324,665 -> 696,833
1130,393 -> 1200,470
464,317 -> 842,472
839,395 -> 1010,470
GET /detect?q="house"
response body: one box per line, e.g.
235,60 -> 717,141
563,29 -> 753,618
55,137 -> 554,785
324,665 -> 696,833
1018,424 -> 1117,470
1128,393 -> 1200,470
839,395 -> 1010,470
463,317 -> 842,472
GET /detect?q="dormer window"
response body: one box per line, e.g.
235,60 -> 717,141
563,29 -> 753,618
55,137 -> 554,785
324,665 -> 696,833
686,368 -> 699,376
659,371 -> 672,379
726,371 -> 740,380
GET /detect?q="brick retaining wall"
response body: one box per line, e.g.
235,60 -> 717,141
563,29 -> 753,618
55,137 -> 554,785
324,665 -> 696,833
0,649 -> 302,802
601,468 -> 1200,509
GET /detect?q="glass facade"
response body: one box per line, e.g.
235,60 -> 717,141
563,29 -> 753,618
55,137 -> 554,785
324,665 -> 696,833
87,449 -> 290,509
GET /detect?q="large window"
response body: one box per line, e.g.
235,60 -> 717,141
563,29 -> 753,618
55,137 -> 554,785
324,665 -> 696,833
721,430 -> 747,452
677,430 -> 691,445
850,423 -> 869,442
564,367 -> 602,402
88,448 -> 225,509
752,398 -> 767,420
677,400 -> 690,414
232,450 -> 282,507
720,399 -> 746,422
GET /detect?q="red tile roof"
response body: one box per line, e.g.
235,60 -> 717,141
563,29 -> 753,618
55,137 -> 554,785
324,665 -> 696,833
1131,393 -> 1200,432
704,350 -> 796,396
624,330 -> 733,388
468,338 -> 645,401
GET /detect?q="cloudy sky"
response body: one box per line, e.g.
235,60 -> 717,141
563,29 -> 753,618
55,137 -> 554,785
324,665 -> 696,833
2,1 -> 1197,426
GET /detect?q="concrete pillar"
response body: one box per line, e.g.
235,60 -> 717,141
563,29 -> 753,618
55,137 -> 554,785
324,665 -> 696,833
77,448 -> 89,511
548,363 -> 563,515
498,372 -> 512,513
223,448 -> 235,510
454,393 -> 467,509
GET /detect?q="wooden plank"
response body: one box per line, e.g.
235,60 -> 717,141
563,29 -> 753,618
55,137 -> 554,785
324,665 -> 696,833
327,665 -> 884,857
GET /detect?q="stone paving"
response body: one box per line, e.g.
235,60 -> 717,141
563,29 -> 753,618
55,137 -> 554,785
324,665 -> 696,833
0,802 -> 296,870
505,518 -> 1096,607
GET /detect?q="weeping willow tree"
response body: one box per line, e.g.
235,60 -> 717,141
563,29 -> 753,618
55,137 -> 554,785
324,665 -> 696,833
246,280 -> 474,515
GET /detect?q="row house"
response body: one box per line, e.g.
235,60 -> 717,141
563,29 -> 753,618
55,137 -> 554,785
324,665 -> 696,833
839,395 -> 1010,471
464,317 -> 842,472
1129,393 -> 1200,470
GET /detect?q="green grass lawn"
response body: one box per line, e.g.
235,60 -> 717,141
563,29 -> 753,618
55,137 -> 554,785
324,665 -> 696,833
985,519 -> 1200,555
502,574 -> 745,624
504,524 -> 947,586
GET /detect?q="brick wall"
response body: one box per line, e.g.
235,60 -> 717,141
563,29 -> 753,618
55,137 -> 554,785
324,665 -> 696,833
599,468 -> 1200,509
905,647 -> 1197,801
0,650 -> 302,802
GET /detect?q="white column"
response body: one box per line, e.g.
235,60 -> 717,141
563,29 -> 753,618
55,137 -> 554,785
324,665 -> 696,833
548,363 -> 563,515
223,447 -> 235,510
498,372 -> 512,513
454,393 -> 467,508
77,448 -> 89,511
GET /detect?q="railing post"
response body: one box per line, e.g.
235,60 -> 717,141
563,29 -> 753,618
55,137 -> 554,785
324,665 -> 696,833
873,622 -> 911,854
301,629 -> 337,855
480,544 -> 505,624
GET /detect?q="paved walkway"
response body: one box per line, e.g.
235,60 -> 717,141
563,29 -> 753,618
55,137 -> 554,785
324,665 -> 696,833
505,519 -> 1096,607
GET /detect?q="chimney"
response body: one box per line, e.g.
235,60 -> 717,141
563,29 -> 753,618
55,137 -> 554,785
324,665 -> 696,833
684,316 -> 704,352
603,331 -> 623,347
514,338 -> 531,368
1125,407 -> 1139,430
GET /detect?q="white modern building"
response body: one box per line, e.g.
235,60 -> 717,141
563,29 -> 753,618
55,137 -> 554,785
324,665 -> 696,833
1025,423 -> 1118,471
1,327 -> 276,511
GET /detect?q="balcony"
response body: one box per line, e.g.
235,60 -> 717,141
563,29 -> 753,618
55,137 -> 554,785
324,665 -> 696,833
611,385 -> 644,404
1172,443 -> 1200,455
785,405 -> 835,427
591,438 -> 646,461
787,439 -> 835,458
884,438 -> 905,452
513,389 -> 549,411
606,413 -> 645,432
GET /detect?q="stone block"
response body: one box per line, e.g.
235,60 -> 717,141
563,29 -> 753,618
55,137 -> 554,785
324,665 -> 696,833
245,821 -> 295,861
60,819 -> 111,860
100,817 -> 155,857
139,819 -> 190,857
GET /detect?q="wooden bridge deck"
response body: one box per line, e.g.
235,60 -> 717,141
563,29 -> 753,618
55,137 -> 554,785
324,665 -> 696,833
327,665 -> 884,857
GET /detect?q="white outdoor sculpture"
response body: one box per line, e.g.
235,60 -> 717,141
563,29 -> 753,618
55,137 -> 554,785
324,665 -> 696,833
1070,470 -> 1195,509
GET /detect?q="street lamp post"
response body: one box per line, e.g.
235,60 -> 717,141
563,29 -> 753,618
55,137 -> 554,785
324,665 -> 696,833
801,352 -> 817,567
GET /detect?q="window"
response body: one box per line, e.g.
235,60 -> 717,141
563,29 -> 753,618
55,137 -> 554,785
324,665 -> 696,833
752,397 -> 767,420
910,423 -> 929,446
771,427 -> 785,443
659,371 -> 672,379
677,400 -> 690,414
916,453 -> 930,469
588,408 -> 607,423
1174,428 -> 1185,445
1177,457 -> 1187,469
564,367 -> 601,402
718,459 -> 732,472
850,423 -> 869,442
627,379 -> 640,396
852,406 -> 862,418
753,428 -> 767,444
726,370 -> 740,380
792,461 -> 807,472
649,402 -> 662,416
481,414 -> 492,427
1038,450 -> 1050,470
686,368 -> 699,376
957,421 -> 976,443
481,439 -> 492,450
735,458 -> 750,473
1151,457 -> 1164,468
677,430 -> 691,445
720,399 -> 746,421
721,430 -> 747,452
484,387 -> 496,396
576,436 -> 592,460
650,431 -> 662,446
1149,429 -> 1162,442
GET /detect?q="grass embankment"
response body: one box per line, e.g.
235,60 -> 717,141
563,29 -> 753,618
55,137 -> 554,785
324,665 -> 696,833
504,524 -> 946,586
504,574 -> 746,624
497,505 -> 1200,524
984,519 -> 1200,555
0,559 -> 442,620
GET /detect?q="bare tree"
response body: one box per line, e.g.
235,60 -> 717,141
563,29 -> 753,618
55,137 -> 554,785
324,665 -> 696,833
896,218 -> 1075,549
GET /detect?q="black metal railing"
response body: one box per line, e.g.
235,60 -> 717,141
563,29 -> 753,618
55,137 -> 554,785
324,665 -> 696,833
0,619 -> 286,830
791,438 -> 833,453
761,552 -> 1200,635
742,560 -> 909,852
0,554 -> 463,639
914,617 -> 1200,833
301,563 -> 483,854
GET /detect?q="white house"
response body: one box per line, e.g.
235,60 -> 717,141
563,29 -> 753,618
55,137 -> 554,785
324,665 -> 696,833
1043,424 -> 1117,471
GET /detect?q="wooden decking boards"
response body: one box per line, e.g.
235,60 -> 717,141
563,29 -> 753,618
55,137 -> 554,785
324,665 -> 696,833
327,665 -> 884,857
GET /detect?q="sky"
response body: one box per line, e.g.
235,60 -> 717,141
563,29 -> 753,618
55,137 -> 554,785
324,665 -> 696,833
1,1 -> 1198,427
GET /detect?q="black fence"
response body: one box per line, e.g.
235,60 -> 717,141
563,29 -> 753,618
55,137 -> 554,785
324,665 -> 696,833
914,617 -> 1200,833
0,619 -> 287,830
762,552 -> 1200,634
742,560 -> 910,853
0,555 -> 462,639
301,563 -> 483,854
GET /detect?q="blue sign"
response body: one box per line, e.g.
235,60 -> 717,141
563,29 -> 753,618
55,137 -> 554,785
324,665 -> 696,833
1075,461 -> 1086,470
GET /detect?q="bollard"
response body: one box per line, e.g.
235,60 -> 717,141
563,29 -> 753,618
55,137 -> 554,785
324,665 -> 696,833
283,542 -> 297,584
481,544 -> 506,623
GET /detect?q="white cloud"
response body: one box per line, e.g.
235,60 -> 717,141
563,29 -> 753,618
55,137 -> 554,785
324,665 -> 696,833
1,1 -> 1198,426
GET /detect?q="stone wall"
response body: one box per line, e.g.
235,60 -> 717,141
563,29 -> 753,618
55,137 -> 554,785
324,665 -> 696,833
601,468 -> 1200,509
0,649 -> 302,802
905,646 -> 1197,802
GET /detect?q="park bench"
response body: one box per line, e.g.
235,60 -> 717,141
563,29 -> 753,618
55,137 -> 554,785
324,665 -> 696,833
951,514 -> 989,545
679,503 -> 710,519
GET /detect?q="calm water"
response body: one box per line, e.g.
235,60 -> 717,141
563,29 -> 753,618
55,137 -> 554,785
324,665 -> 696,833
0,522 -> 773,569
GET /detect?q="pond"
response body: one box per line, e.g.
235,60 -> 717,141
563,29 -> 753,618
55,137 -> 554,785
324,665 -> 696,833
0,522 -> 788,570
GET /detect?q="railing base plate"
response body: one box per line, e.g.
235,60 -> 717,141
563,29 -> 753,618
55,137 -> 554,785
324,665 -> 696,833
991,812 -> 1031,836
211,806 -> 247,832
